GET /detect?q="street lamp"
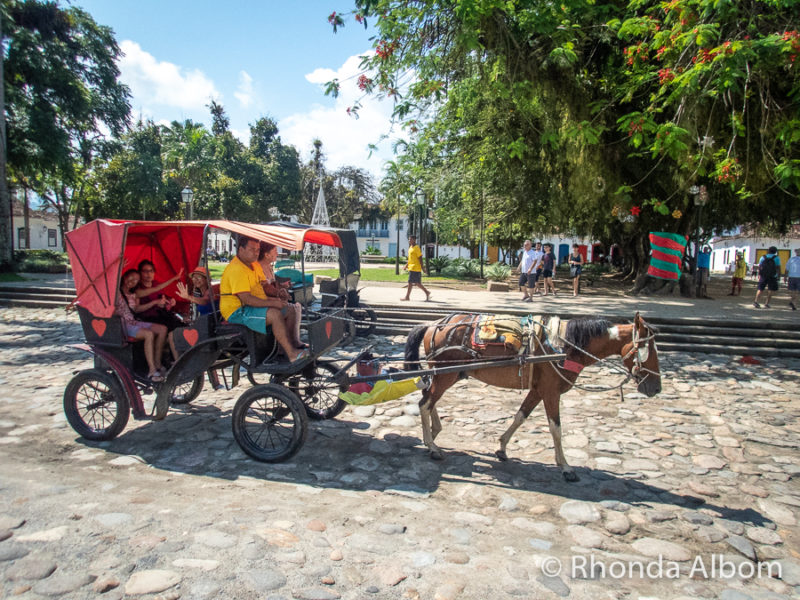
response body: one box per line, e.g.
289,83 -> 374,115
181,186 -> 194,220
416,191 -> 427,273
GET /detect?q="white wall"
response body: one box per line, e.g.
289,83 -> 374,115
12,214 -> 63,250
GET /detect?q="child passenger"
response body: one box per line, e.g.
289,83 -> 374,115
116,269 -> 168,382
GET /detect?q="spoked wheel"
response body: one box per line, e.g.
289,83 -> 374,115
232,384 -> 307,462
350,305 -> 377,337
63,369 -> 130,441
274,361 -> 347,421
170,375 -> 204,405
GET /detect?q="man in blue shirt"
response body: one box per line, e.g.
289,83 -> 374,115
754,246 -> 781,308
695,246 -> 712,299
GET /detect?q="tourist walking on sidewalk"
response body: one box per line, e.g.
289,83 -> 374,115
568,244 -> 583,297
541,243 -> 556,296
696,246 -> 712,298
401,235 -> 431,302
754,246 -> 781,308
519,240 -> 535,301
728,251 -> 746,296
785,248 -> 800,311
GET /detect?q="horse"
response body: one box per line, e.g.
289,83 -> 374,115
404,312 -> 661,481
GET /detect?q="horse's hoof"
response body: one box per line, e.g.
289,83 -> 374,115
562,470 -> 580,483
495,450 -> 508,461
430,450 -> 443,461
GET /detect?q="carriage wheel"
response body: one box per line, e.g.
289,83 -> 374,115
351,305 -> 377,337
340,320 -> 357,346
277,361 -> 347,421
170,375 -> 204,405
63,369 -> 130,441
232,384 -> 307,462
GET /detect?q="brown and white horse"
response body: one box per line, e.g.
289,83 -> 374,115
404,312 -> 661,481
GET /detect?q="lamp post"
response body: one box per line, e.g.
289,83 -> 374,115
416,191 -> 426,273
181,186 -> 194,220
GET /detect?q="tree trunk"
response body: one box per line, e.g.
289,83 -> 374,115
23,187 -> 30,249
0,14 -> 13,269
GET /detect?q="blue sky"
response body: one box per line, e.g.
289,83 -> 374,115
75,0 -> 397,180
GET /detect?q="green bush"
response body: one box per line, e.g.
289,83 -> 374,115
443,257 -> 482,279
383,256 -> 399,264
14,249 -> 70,273
486,262 -> 512,280
428,255 -> 451,274
361,245 -> 382,256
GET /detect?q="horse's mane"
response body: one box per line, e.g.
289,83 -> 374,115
564,317 -> 612,350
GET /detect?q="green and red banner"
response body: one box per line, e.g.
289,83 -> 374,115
648,232 -> 688,281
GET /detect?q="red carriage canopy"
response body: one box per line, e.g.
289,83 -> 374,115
66,219 -> 342,318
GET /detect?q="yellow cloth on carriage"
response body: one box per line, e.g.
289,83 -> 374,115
339,377 -> 424,406
475,315 -> 524,352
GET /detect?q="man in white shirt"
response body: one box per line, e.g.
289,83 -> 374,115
785,248 -> 800,311
519,240 -> 535,300
527,241 -> 545,297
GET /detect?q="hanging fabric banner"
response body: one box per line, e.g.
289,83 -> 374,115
647,232 -> 688,281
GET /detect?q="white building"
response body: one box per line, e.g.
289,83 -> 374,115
709,226 -> 800,273
12,204 -> 69,250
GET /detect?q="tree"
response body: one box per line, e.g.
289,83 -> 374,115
331,0 -> 800,278
3,0 -> 130,250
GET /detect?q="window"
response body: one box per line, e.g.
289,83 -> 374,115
17,228 -> 26,249
397,219 -> 404,231
380,219 -> 389,230
48,228 -> 57,247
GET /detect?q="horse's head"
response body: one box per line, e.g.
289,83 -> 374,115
621,312 -> 661,397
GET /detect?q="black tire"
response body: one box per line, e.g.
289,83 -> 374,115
232,384 -> 307,462
63,369 -> 130,441
280,361 -> 347,420
351,305 -> 377,337
170,375 -> 204,405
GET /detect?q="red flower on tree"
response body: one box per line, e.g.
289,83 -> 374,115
630,206 -> 641,216
357,74 -> 372,91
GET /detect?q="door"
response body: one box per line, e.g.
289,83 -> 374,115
388,242 -> 397,258
558,243 -> 569,265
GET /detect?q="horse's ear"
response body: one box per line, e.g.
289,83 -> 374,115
634,311 -> 641,328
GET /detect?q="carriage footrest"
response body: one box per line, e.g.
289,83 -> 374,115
254,354 -> 314,375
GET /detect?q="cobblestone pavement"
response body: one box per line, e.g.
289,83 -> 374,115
0,308 -> 799,599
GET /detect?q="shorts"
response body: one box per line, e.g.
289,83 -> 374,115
408,271 -> 422,284
788,277 -> 800,292
757,277 -> 778,292
125,321 -> 155,337
227,305 -> 273,334
519,273 -> 529,287
541,269 -> 553,279
695,268 -> 709,286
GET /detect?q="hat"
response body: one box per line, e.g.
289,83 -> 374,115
190,266 -> 209,278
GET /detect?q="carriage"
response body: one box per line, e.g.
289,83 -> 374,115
63,219 -> 661,478
63,219 -> 351,462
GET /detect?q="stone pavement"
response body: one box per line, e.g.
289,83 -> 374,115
0,306 -> 798,599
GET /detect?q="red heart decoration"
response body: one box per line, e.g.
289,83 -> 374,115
183,328 -> 199,346
325,321 -> 332,339
91,319 -> 107,337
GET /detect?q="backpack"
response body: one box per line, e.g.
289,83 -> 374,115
759,255 -> 777,279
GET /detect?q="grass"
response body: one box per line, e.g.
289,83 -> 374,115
0,272 -> 26,282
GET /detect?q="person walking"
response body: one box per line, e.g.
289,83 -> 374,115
568,244 -> 583,297
527,241 -> 544,296
401,235 -> 431,302
728,251 -> 746,296
785,248 -> 800,311
753,246 -> 781,308
541,243 -> 556,296
518,240 -> 535,301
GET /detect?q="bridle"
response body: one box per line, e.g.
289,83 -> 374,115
623,318 -> 659,384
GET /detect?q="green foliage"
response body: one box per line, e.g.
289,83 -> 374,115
485,262 -> 512,281
362,245 -> 382,255
443,258 -> 483,279
13,249 -> 70,273
428,255 -> 451,274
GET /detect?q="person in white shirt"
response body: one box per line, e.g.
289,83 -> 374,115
518,240 -> 535,301
527,241 -> 545,297
785,248 -> 800,311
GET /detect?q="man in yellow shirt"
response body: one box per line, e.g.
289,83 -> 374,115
728,251 -> 747,296
401,235 -> 431,302
220,236 -> 308,365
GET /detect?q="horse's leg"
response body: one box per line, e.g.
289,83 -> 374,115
542,393 -> 578,482
496,389 -> 542,461
418,372 -> 458,460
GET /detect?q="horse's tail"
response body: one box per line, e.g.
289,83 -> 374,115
404,324 -> 428,371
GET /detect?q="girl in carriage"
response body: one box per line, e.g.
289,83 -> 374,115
116,269 -> 169,382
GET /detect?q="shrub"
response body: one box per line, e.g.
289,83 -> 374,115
13,249 -> 70,273
361,245 -> 382,256
443,257 -> 483,279
486,262 -> 512,280
428,255 -> 451,274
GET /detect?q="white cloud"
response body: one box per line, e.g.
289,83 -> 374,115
119,40 -> 219,116
234,71 -> 254,108
279,53 -> 396,182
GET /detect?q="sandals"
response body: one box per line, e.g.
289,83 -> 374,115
149,372 -> 165,383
